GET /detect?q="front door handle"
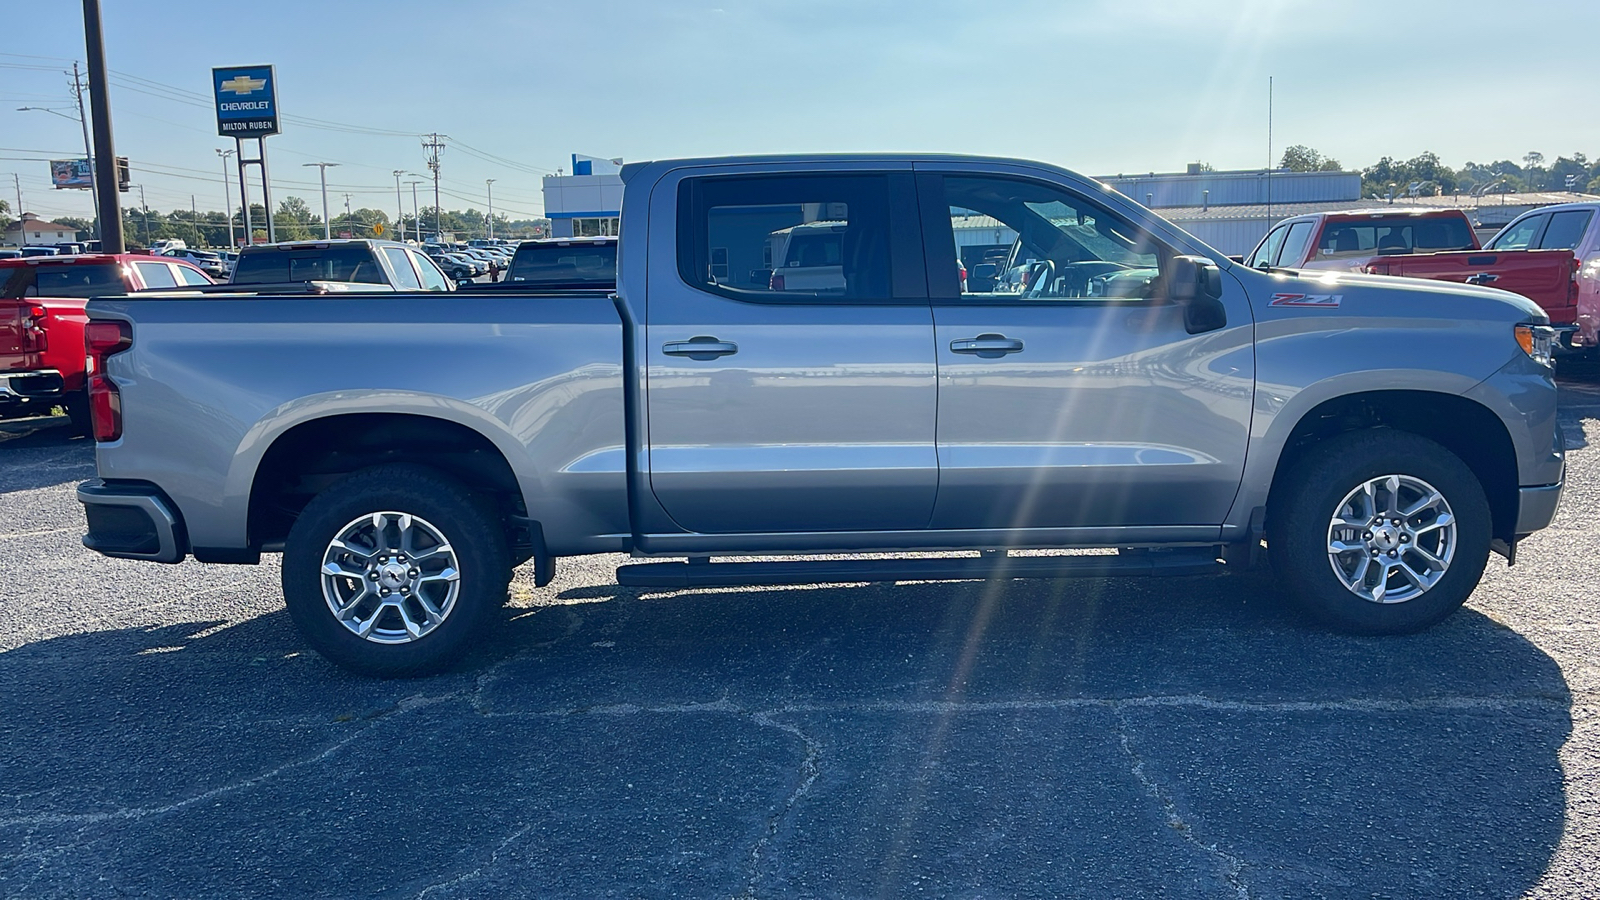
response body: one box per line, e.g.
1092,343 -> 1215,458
663,336 -> 739,360
950,334 -> 1024,357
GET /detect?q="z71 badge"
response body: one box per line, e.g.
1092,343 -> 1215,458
1269,292 -> 1343,308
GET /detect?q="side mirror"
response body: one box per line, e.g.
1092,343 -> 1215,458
1168,255 -> 1226,335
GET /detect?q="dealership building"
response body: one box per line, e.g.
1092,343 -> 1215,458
542,154 -> 622,238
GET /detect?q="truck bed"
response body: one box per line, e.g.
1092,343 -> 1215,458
1364,248 -> 1578,323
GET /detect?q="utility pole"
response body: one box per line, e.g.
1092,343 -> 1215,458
421,133 -> 446,242
343,193 -> 353,235
217,148 -> 236,248
135,183 -> 148,245
407,179 -> 424,243
191,194 -> 199,245
70,62 -> 99,236
392,170 -> 405,241
302,162 -> 338,240
10,173 -> 20,218
81,0 -> 123,253
485,178 -> 495,240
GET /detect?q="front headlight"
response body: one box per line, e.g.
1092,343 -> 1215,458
1515,324 -> 1556,367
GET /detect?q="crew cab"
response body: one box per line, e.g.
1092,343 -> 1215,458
1245,208 -> 1480,272
78,154 -> 1565,677
0,254 -> 214,424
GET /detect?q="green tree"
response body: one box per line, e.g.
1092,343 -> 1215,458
1280,145 -> 1342,172
273,196 -> 316,241
0,198 -> 10,232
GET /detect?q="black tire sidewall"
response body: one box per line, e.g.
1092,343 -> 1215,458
282,465 -> 509,677
1268,430 -> 1492,634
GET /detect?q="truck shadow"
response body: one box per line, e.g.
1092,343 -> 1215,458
0,414 -> 94,495
0,573 -> 1573,898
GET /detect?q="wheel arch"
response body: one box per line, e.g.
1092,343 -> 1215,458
235,397 -> 537,551
1263,390 -> 1519,541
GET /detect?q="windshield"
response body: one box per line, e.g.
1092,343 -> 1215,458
231,246 -> 387,284
508,241 -> 617,284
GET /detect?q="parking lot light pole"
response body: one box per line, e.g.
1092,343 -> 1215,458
216,148 -> 236,248
392,170 -> 405,241
302,162 -> 338,240
485,179 -> 495,240
407,176 -> 425,243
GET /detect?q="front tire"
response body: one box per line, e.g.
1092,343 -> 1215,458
1267,430 -> 1492,634
282,465 -> 510,677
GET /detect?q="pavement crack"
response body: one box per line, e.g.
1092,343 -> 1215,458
414,821 -> 536,899
738,707 -> 822,900
1114,706 -> 1251,900
0,692 -> 455,831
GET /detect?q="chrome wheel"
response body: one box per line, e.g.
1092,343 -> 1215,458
1327,474 -> 1456,604
320,511 -> 461,644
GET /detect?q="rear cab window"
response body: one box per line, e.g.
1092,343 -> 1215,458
3,263 -> 127,298
508,241 -> 618,285
232,245 -> 387,284
1317,215 -> 1475,260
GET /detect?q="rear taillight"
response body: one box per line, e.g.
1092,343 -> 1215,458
84,320 -> 132,442
769,272 -> 786,291
25,304 -> 47,351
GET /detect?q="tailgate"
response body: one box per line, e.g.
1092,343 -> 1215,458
1369,249 -> 1577,319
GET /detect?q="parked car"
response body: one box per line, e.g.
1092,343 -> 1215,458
78,153 -> 1562,677
161,247 -> 227,278
230,239 -> 452,291
1245,209 -> 1479,272
426,250 -> 481,280
147,238 -> 187,254
505,237 -> 617,287
19,246 -> 59,258
0,250 -> 21,261
0,253 -> 214,427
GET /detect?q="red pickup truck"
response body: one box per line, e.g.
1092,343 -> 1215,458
1244,208 -> 1480,272
0,254 -> 214,426
1364,203 -> 1597,353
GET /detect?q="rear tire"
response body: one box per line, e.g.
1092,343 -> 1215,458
1267,430 -> 1491,634
282,464 -> 510,677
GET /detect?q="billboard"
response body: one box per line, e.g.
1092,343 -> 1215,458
49,158 -> 93,188
49,157 -> 132,191
213,65 -> 280,138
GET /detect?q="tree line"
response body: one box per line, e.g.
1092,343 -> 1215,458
1278,145 -> 1600,198
25,196 -> 550,249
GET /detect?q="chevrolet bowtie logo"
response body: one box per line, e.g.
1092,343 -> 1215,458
219,75 -> 266,95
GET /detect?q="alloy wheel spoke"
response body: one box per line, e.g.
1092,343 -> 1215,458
1413,512 -> 1454,536
1384,475 -> 1402,516
395,601 -> 426,638
1401,490 -> 1442,518
1329,538 -> 1366,554
321,560 -> 369,581
418,566 -> 460,585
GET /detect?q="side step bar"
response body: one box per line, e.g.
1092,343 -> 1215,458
616,549 -> 1222,589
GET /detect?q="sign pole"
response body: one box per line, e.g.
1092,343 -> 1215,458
258,137 -> 275,243
236,137 -> 251,245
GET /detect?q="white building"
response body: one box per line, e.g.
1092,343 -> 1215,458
542,154 -> 623,238
4,213 -> 78,247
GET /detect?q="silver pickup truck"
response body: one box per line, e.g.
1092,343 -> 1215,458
77,155 -> 1566,676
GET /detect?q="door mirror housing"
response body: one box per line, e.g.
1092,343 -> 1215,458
1168,255 -> 1227,335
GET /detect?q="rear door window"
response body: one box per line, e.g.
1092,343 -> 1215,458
409,251 -> 450,291
1248,225 -> 1289,268
679,173 -> 895,301
1488,214 -> 1548,251
176,266 -> 212,286
1537,210 -> 1594,251
134,261 -> 178,289
382,247 -> 423,290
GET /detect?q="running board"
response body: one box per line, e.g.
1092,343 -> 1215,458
615,549 -> 1222,589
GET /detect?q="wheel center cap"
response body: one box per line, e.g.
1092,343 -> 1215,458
1372,526 -> 1401,551
378,564 -> 409,589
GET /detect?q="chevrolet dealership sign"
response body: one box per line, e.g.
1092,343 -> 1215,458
212,65 -> 280,137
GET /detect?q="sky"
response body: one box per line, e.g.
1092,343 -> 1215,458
3,0 -> 1597,224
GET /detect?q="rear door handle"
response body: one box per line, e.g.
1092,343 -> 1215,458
950,334 -> 1024,357
663,336 -> 739,360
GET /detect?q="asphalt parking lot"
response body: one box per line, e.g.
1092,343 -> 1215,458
1,377 -> 1598,899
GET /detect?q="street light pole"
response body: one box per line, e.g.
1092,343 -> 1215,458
392,170 -> 405,241
216,149 -> 236,248
485,178 -> 495,240
407,180 -> 424,243
302,162 -> 338,239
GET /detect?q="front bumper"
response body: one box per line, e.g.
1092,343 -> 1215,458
77,479 -> 187,563
1516,482 -> 1564,536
